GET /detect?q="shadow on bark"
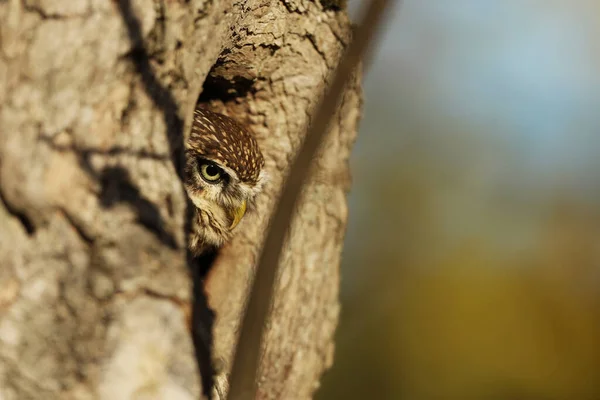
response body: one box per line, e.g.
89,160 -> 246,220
39,139 -> 179,248
110,0 -> 217,396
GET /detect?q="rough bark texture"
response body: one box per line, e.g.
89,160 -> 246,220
0,0 -> 360,399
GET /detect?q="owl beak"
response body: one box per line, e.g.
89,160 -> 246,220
229,200 -> 247,229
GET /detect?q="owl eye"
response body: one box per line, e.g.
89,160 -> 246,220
199,162 -> 223,183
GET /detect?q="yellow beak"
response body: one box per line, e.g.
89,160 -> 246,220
229,200 -> 247,229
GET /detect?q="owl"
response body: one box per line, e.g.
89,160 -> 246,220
184,108 -> 266,256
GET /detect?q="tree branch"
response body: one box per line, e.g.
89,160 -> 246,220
226,0 -> 394,398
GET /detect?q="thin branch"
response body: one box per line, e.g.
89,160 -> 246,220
226,0 -> 394,398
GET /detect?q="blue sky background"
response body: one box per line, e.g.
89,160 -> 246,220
352,0 -> 600,183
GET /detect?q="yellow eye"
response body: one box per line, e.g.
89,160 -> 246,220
200,163 -> 223,182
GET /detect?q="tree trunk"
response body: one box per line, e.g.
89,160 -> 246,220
0,0 -> 360,399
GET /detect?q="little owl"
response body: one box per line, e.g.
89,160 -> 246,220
185,108 -> 266,256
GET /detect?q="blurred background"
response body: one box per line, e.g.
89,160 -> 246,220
316,1 -> 600,399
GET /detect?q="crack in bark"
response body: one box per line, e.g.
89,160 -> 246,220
279,0 -> 306,15
22,3 -> 91,20
0,188 -> 35,235
58,206 -> 96,244
305,32 -> 330,68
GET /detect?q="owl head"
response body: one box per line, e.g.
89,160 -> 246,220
184,108 -> 266,255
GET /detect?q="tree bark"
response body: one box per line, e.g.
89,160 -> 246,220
0,0 -> 360,399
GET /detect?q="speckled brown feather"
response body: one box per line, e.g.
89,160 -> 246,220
187,108 -> 264,183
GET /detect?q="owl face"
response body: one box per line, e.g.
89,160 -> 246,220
185,108 -> 266,255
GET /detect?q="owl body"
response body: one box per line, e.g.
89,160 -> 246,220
185,108 -> 266,255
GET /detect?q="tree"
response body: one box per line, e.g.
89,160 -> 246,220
0,0 -> 360,398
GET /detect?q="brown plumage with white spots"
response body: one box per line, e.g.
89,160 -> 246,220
184,108 -> 266,255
